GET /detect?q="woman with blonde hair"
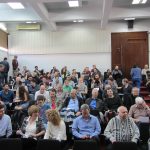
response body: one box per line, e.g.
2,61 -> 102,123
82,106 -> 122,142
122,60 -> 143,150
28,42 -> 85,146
44,109 -> 66,141
16,105 -> 45,139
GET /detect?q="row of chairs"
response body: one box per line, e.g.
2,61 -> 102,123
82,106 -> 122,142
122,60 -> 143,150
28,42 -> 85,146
0,138 -> 140,150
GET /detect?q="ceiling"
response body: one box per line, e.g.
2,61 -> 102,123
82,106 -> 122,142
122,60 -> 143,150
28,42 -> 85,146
0,0 -> 150,31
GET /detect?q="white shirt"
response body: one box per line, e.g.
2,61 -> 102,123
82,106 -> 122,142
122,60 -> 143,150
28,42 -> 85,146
44,120 -> 66,141
35,90 -> 50,102
24,117 -> 37,138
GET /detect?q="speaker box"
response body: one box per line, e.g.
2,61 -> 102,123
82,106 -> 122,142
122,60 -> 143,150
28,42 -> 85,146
128,20 -> 134,28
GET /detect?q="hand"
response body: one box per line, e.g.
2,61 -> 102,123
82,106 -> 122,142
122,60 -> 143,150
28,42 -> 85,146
76,111 -> 81,116
30,133 -> 37,138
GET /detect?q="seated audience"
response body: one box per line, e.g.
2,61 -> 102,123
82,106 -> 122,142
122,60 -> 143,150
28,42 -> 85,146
104,106 -> 140,150
60,89 -> 83,122
36,95 -> 50,128
0,103 -> 12,138
44,109 -> 67,141
72,104 -> 101,146
0,83 -> 14,112
34,84 -> 50,102
129,97 -> 150,123
16,105 -> 45,139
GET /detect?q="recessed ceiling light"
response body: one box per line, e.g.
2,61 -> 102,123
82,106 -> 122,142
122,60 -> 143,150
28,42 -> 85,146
132,0 -> 147,4
73,20 -> 77,22
7,2 -> 25,9
78,20 -> 84,22
141,0 -> 147,3
124,18 -> 135,20
68,1 -> 79,7
0,23 -> 7,31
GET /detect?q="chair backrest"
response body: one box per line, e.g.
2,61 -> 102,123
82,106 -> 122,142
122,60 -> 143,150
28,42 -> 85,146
139,122 -> 150,143
0,138 -> 22,150
36,139 -> 61,150
112,142 -> 138,150
21,138 -> 37,150
73,140 -> 98,150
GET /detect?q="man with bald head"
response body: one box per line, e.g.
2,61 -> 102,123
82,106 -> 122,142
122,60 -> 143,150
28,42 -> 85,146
104,106 -> 140,148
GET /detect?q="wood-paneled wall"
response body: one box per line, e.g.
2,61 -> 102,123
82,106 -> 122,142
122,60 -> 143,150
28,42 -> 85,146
0,29 -> 8,49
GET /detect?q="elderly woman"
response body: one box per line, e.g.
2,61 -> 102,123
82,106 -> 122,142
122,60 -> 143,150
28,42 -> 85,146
44,109 -> 66,141
129,97 -> 150,123
17,105 -> 45,139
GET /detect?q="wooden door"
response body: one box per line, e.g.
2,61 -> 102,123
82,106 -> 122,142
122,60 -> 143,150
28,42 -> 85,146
111,32 -> 148,79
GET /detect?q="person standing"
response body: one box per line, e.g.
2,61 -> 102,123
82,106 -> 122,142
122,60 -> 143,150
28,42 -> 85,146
1,57 -> 9,83
12,55 -> 18,77
130,65 -> 142,89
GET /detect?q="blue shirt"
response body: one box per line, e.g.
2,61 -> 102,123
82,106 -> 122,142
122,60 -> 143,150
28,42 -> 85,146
90,99 -> 96,109
67,98 -> 79,112
131,67 -> 142,79
39,104 -> 50,124
0,114 -> 12,137
72,115 -> 101,138
0,90 -> 14,104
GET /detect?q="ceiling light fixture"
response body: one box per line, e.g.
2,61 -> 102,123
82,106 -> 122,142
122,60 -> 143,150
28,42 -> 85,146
68,1 -> 79,7
124,18 -> 135,20
0,23 -> 7,31
73,20 -> 77,22
78,20 -> 84,22
7,2 -> 25,9
132,0 -> 147,4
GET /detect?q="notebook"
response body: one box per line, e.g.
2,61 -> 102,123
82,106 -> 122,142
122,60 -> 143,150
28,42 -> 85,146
138,116 -> 149,123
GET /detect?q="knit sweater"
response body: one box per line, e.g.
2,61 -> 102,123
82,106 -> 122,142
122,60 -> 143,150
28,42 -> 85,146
104,116 -> 140,143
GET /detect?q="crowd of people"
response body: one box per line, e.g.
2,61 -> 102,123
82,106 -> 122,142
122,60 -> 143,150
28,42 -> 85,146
0,56 -> 150,150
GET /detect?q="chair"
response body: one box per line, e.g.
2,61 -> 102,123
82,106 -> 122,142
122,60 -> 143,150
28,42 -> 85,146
21,138 -> 37,150
36,139 -> 61,150
0,138 -> 22,150
139,122 -> 150,144
112,142 -> 138,150
73,140 -> 99,150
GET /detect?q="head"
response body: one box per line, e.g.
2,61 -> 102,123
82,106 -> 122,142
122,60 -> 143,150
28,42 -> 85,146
28,105 -> 39,118
135,97 -> 145,108
92,88 -> 99,98
50,90 -> 56,99
70,89 -> 77,99
115,65 -> 119,70
144,64 -> 148,69
132,87 -> 139,96
0,104 -> 5,119
36,95 -> 46,107
4,57 -> 7,61
117,106 -> 128,120
81,104 -> 90,119
122,78 -> 129,85
40,85 -> 46,94
46,109 -> 61,126
14,55 -> 17,59
3,83 -> 10,91
106,88 -> 114,98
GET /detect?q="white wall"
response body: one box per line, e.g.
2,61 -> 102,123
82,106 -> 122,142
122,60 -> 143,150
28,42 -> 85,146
0,49 -> 8,61
9,53 -> 111,74
7,19 -> 150,74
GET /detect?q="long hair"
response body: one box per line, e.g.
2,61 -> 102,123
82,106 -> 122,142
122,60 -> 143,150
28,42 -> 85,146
18,85 -> 29,101
46,109 -> 61,126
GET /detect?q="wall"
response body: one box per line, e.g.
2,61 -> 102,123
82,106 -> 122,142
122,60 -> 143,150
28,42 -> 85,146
7,19 -> 150,74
